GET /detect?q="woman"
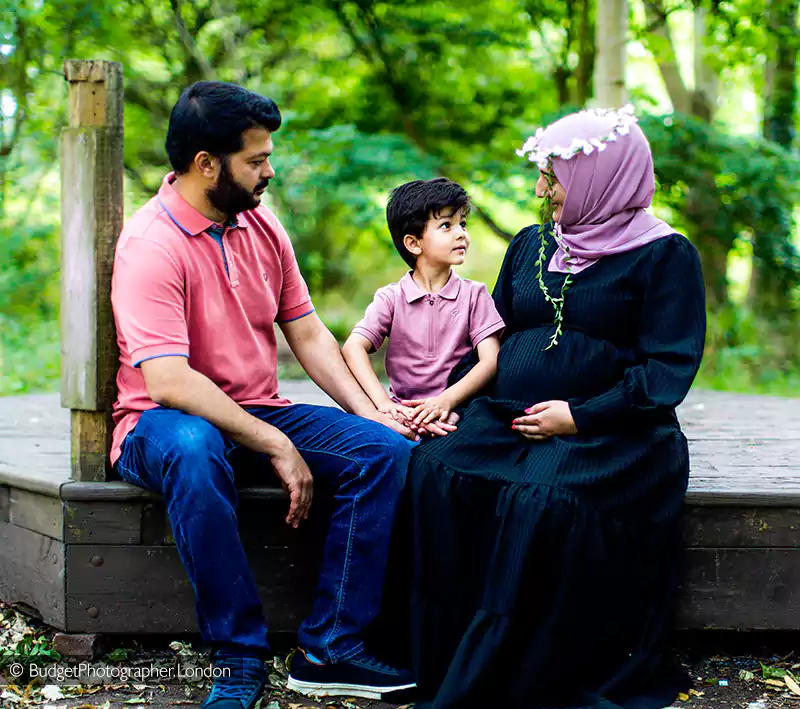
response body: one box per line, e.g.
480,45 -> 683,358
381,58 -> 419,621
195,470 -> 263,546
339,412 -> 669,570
406,106 -> 706,709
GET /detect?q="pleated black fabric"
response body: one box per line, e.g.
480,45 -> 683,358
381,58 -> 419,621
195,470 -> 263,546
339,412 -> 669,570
406,225 -> 707,709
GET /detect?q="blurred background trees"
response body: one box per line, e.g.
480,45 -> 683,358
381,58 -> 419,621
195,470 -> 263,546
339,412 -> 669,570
1,0 -> 799,394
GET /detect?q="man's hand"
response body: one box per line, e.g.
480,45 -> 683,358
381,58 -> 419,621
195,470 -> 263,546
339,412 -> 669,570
363,410 -> 417,441
377,400 -> 416,426
269,440 -> 314,528
512,400 -> 577,440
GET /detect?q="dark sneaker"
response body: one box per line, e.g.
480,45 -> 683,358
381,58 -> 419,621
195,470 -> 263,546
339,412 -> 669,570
287,647 -> 416,700
201,651 -> 266,709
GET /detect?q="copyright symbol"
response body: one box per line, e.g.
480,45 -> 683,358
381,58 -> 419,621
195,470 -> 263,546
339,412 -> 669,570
9,663 -> 24,678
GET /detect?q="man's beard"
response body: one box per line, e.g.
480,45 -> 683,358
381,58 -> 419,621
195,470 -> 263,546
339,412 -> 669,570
206,158 -> 269,218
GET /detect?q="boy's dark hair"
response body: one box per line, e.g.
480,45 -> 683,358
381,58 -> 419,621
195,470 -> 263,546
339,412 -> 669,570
386,177 -> 470,268
166,81 -> 282,174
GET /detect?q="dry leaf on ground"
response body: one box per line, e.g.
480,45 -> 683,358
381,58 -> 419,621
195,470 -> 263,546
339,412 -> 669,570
785,674 -> 800,696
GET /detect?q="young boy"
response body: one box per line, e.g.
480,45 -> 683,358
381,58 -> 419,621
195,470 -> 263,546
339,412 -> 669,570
343,177 -> 504,435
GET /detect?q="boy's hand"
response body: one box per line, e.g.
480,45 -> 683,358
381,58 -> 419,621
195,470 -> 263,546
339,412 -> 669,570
417,410 -> 460,437
377,401 -> 416,425
401,394 -> 455,428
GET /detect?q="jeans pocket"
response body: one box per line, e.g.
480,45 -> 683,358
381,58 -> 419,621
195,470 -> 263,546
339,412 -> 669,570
116,460 -> 147,489
115,434 -> 151,491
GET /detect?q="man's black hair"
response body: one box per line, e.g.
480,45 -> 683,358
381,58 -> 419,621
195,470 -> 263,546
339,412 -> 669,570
386,177 -> 470,269
166,81 -> 282,174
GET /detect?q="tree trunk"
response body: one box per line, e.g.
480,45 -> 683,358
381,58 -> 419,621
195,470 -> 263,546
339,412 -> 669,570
572,0 -> 596,106
594,0 -> 628,106
691,7 -> 717,122
750,0 -> 799,312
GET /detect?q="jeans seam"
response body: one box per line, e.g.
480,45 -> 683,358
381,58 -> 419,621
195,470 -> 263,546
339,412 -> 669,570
295,445 -> 365,662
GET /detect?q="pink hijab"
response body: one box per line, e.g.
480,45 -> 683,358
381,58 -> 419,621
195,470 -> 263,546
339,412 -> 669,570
536,110 -> 675,273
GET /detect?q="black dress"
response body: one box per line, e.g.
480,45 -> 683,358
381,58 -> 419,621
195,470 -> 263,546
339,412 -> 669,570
407,226 -> 706,709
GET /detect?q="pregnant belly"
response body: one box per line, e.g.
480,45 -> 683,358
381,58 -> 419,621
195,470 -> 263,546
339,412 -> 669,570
492,327 -> 629,405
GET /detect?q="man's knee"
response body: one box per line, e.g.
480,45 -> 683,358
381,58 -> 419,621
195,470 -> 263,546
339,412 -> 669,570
362,424 -> 412,479
165,415 -> 226,462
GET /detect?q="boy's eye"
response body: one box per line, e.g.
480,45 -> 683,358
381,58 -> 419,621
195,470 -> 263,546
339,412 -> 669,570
251,160 -> 265,167
460,221 -> 467,229
439,222 -> 450,229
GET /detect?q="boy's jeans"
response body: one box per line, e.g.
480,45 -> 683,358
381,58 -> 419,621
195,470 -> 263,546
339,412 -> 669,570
115,403 -> 412,662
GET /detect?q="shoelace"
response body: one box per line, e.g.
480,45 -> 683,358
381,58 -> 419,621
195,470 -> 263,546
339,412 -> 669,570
210,657 -> 264,699
353,654 -> 399,674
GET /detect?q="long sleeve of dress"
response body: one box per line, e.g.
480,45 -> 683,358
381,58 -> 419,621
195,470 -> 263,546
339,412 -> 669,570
568,236 -> 707,434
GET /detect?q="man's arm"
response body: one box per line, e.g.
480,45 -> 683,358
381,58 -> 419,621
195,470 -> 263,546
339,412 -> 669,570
140,356 -> 312,527
280,313 -> 413,438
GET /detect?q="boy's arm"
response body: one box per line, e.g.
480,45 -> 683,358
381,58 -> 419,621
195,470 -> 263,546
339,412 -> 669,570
342,333 -> 394,410
401,335 -> 500,430
439,334 -> 500,410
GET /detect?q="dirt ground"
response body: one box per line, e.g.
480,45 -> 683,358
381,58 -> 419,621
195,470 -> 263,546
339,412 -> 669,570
3,601 -> 800,708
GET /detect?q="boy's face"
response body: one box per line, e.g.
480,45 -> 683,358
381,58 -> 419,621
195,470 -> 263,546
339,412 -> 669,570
405,206 -> 470,269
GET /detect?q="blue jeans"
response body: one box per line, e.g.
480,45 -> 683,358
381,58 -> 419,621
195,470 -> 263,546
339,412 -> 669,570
115,404 -> 412,662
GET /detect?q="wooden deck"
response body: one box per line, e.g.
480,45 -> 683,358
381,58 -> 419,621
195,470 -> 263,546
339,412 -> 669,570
1,385 -> 800,634
2,385 -> 799,503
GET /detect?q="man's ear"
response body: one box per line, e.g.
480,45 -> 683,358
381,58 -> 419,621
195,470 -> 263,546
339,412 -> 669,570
193,151 -> 219,179
404,234 -> 423,257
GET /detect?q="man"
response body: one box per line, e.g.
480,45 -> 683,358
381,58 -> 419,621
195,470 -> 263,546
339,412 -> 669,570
111,81 -> 417,709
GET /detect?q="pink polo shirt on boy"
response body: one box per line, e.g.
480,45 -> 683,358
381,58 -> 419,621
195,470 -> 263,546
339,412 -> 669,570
352,271 -> 504,403
110,173 -> 314,465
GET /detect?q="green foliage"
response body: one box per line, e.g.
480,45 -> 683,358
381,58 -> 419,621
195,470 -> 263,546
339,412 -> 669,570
643,112 -> 800,301
0,0 -> 799,396
0,634 -> 61,668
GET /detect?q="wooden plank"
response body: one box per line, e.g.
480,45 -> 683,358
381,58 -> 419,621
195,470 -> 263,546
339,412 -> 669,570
683,507 -> 800,548
64,500 -> 142,545
61,481 -> 158,501
65,545 -> 317,634
139,495 -> 330,548
59,481 -> 287,503
69,410 -> 111,482
9,488 -> 63,541
60,60 -> 123,483
677,548 -> 800,630
0,485 -> 9,524
0,522 -> 66,628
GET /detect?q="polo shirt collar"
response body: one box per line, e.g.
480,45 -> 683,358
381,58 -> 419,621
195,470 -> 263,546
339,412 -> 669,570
157,172 -> 245,236
400,270 -> 462,303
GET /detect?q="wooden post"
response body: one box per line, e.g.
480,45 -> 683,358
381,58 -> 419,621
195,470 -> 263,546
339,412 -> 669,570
60,60 -> 124,482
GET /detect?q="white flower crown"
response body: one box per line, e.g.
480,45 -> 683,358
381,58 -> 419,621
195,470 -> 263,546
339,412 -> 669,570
516,104 -> 638,169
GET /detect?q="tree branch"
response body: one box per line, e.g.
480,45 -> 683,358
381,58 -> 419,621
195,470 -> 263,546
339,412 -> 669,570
169,0 -> 215,80
642,0 -> 692,113
470,202 -> 515,241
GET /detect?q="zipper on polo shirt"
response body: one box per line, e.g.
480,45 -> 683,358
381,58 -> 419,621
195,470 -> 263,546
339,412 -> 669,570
207,224 -> 239,287
221,228 -> 239,286
427,295 -> 436,358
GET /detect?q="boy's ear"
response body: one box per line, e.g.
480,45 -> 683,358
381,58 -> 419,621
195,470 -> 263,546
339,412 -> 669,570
403,234 -> 423,257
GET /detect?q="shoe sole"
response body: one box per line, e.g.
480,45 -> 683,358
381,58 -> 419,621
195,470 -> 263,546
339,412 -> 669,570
287,676 -> 416,700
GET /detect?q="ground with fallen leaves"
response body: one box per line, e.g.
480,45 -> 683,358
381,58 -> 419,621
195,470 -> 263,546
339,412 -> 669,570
3,601 -> 800,708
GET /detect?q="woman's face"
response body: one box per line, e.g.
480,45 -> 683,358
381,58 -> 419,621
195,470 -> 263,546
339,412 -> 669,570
535,170 -> 566,222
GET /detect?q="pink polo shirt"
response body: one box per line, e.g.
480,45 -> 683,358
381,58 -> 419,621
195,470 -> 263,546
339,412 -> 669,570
352,271 -> 504,403
110,173 -> 314,465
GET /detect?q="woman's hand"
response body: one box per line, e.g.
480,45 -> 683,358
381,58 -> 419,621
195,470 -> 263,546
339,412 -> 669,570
512,400 -> 577,440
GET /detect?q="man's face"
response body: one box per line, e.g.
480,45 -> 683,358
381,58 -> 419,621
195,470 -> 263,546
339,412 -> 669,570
206,127 -> 275,218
